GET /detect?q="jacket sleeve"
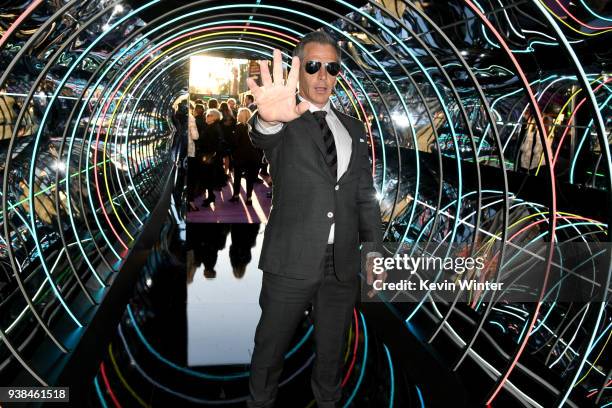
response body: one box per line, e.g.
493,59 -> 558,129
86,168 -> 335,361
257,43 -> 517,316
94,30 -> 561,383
356,123 -> 384,253
188,115 -> 199,140
247,112 -> 286,150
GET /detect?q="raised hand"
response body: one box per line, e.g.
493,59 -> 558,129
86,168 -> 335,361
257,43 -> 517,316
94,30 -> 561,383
246,49 -> 311,124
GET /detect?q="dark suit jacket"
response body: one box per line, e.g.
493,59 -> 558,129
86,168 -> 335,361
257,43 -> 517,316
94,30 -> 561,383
248,105 -> 383,281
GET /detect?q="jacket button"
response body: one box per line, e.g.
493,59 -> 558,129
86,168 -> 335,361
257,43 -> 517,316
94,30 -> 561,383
334,185 -> 339,190
327,212 -> 333,218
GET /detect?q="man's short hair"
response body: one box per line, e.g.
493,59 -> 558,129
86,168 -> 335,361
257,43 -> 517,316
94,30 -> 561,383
292,31 -> 341,62
207,98 -> 219,109
245,94 -> 254,103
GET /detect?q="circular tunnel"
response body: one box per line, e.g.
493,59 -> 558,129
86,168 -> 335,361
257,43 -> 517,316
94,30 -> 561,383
0,1 -> 610,407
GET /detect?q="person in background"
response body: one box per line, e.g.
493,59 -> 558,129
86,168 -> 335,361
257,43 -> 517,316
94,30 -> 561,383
243,94 -> 268,187
219,101 -> 237,175
207,98 -> 219,109
229,108 -> 262,206
194,98 -> 207,110
245,94 -> 257,112
174,100 -> 188,157
227,97 -> 238,117
187,103 -> 201,211
199,108 -> 224,207
194,103 -> 206,138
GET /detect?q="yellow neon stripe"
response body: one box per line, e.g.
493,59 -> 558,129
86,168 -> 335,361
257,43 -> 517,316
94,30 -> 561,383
534,75 -> 606,175
344,319 -> 354,363
1,159 -> 111,215
573,327 -> 612,387
537,0 -> 612,36
481,210 -> 606,248
336,79 -> 361,120
103,29 -> 363,238
109,343 -> 151,408
103,31 -> 295,239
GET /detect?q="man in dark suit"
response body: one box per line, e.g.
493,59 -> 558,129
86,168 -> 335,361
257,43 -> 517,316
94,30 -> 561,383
245,94 -> 257,112
245,31 -> 384,408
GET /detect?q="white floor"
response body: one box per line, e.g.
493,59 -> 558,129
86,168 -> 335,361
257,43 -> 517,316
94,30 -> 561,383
186,227 -> 265,366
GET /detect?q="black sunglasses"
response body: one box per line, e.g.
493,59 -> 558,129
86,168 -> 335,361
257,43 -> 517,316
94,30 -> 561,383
304,60 -> 341,76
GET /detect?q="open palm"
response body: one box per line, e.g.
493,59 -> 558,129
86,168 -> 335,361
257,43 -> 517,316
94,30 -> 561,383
246,49 -> 310,124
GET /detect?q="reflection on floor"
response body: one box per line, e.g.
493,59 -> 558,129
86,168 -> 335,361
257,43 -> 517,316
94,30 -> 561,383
186,224 -> 263,366
186,176 -> 272,223
86,219 -> 408,407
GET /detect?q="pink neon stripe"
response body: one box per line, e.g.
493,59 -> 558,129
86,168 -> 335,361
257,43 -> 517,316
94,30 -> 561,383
94,24 -> 371,246
341,308 -> 360,387
463,1 -> 557,404
552,77 -> 612,165
587,379 -> 612,398
100,362 -> 122,408
474,213 -> 599,307
0,0 -> 44,50
93,25 -> 298,249
342,77 -> 377,176
552,0 -> 612,30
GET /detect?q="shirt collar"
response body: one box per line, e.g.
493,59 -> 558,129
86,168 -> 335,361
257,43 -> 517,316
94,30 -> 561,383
298,94 -> 331,114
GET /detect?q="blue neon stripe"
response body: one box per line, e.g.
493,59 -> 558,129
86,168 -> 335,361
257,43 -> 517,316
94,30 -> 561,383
383,343 -> 395,407
416,385 -> 425,408
94,375 -> 109,408
126,301 -> 312,380
344,311 -> 368,407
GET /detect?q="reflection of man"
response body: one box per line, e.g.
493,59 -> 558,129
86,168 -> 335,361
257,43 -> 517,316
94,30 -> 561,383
230,224 -> 260,279
246,31 -> 383,408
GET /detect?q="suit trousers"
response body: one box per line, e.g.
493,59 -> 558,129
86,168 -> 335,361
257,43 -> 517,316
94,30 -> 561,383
247,244 -> 359,408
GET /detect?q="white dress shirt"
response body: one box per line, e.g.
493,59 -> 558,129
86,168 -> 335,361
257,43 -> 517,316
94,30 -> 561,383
254,96 -> 352,244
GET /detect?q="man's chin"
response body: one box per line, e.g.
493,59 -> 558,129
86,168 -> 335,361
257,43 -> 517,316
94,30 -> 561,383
311,96 -> 330,107
300,92 -> 330,107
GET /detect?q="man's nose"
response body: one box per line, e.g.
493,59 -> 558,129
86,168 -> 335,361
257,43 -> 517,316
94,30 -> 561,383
317,65 -> 328,80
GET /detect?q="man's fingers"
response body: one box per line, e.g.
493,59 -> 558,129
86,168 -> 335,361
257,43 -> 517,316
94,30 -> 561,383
295,100 -> 310,116
272,49 -> 284,86
286,56 -> 300,90
246,77 -> 261,98
259,59 -> 272,88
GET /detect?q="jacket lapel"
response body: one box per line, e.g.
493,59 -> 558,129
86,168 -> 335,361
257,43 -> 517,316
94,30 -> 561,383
295,95 -> 336,163
302,110 -> 330,161
296,97 -> 359,183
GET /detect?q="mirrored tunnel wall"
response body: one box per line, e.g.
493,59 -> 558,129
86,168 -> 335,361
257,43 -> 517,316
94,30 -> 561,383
0,0 -> 610,406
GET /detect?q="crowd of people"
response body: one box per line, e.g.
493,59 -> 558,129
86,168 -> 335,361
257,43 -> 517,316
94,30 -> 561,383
186,96 -> 269,211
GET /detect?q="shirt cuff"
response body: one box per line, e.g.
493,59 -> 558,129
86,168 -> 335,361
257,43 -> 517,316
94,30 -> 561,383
255,115 -> 284,134
366,252 -> 383,259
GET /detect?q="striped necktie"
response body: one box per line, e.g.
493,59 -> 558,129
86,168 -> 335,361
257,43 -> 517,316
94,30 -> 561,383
313,111 -> 337,178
